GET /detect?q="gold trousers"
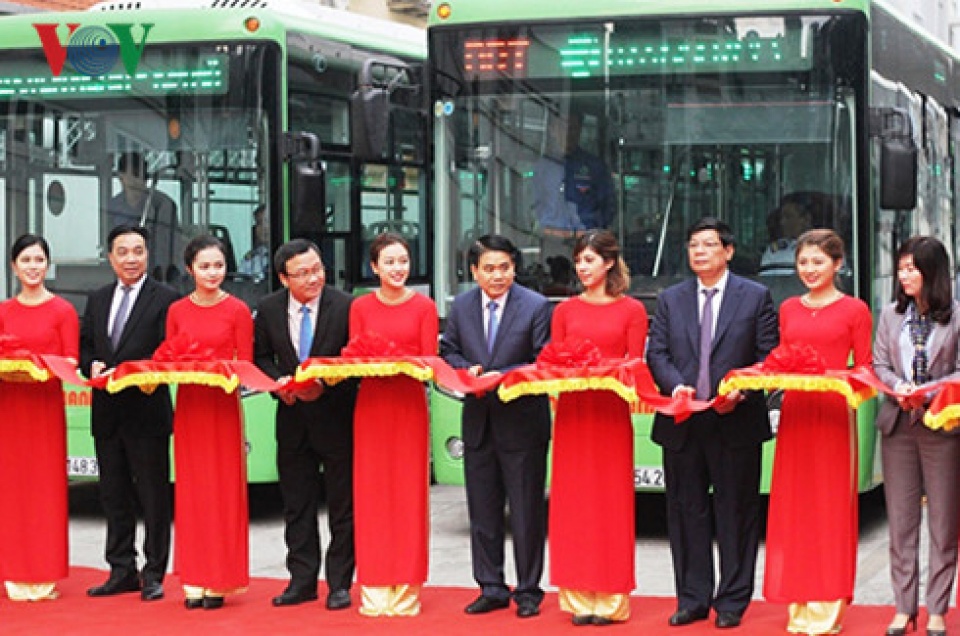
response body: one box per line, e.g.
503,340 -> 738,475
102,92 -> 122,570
5,581 -> 59,601
787,600 -> 847,635
360,584 -> 421,617
558,588 -> 630,622
183,584 -> 247,600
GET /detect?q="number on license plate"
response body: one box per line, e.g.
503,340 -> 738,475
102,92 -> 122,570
67,457 -> 99,477
634,466 -> 664,489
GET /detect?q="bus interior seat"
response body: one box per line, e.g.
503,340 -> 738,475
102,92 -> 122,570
363,220 -> 420,274
208,224 -> 238,273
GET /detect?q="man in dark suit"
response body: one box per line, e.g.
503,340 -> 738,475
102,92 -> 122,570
254,238 -> 357,610
440,234 -> 552,619
80,225 -> 179,602
647,217 -> 778,629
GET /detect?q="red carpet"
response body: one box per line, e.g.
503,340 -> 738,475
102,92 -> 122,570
0,567 -> 932,635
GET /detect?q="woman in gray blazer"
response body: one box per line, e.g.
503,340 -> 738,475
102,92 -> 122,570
873,236 -> 960,636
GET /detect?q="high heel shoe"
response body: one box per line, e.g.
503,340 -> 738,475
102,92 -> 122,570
927,613 -> 947,636
885,614 -> 917,636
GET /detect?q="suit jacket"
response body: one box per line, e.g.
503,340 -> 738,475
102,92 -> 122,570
79,276 -> 179,438
647,273 -> 779,451
873,301 -> 960,436
440,284 -> 552,451
253,287 -> 357,445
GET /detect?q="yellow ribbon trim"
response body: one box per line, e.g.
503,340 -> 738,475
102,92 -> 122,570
295,361 -> 433,383
0,359 -> 51,382
718,374 -> 871,409
924,404 -> 960,432
498,376 -> 638,404
106,371 -> 240,394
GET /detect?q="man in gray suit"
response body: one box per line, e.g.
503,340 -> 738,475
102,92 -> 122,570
440,234 -> 552,619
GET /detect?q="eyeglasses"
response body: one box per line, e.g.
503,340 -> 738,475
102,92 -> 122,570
687,240 -> 722,250
286,266 -> 324,280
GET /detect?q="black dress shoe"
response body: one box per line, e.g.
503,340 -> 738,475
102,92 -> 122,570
184,598 -> 203,610
715,611 -> 742,628
668,608 -> 709,626
885,614 -> 917,636
325,589 -> 351,610
516,599 -> 540,618
87,573 -> 141,597
141,581 -> 164,601
203,595 -> 225,610
271,586 -> 318,607
572,614 -> 595,626
464,595 -> 510,614
593,616 -> 614,626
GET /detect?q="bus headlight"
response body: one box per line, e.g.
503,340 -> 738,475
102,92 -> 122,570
445,436 -> 464,460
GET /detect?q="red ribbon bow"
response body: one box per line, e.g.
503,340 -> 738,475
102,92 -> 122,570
536,340 -> 603,369
341,333 -> 416,358
761,343 -> 826,374
152,334 -> 215,362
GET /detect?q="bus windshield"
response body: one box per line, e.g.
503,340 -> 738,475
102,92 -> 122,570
431,12 -> 864,313
0,41 -> 278,310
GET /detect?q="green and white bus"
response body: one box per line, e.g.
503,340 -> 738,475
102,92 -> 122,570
0,0 -> 427,481
427,0 -> 960,491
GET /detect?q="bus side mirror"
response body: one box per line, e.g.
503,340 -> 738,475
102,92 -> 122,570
880,136 -> 918,211
283,132 -> 327,234
351,59 -> 423,162
291,161 -> 326,232
871,107 -> 918,210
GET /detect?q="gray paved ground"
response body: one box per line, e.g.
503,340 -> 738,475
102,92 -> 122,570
67,483 -> 912,606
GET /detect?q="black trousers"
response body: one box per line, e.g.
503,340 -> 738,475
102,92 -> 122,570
94,432 -> 171,584
276,429 -> 355,593
662,413 -> 763,616
463,431 -> 548,604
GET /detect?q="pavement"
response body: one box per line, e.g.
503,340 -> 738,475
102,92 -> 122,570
67,483 -> 908,606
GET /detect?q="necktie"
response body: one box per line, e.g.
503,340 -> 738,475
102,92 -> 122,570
909,307 -> 933,384
299,305 -> 313,363
696,288 -> 718,399
110,285 -> 132,350
487,300 -> 499,353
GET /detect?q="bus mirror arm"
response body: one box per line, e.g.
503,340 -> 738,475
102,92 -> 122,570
869,107 -> 918,211
282,132 -> 321,162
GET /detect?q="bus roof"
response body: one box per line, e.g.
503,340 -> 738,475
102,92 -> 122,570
1,0 -> 425,58
428,0 -> 872,26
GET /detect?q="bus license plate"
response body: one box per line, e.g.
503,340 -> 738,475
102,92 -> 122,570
67,457 -> 99,477
634,466 -> 664,489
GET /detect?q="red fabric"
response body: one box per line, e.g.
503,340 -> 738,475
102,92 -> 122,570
0,565 -> 908,636
548,296 -> 647,592
764,295 -> 872,603
166,296 -> 252,589
0,297 -> 77,582
349,292 -> 438,585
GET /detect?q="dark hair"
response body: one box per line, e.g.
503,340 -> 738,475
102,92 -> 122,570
572,229 -> 630,296
369,231 -> 410,264
467,234 -> 519,268
895,235 -> 953,324
10,233 -> 50,262
117,151 -> 146,178
274,238 -> 321,275
107,224 -> 150,252
183,234 -> 226,268
795,229 -> 844,263
686,217 -> 735,247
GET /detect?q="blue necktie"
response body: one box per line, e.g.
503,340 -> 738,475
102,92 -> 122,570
487,300 -> 499,353
299,305 -> 313,363
696,288 -> 717,399
110,285 -> 132,350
